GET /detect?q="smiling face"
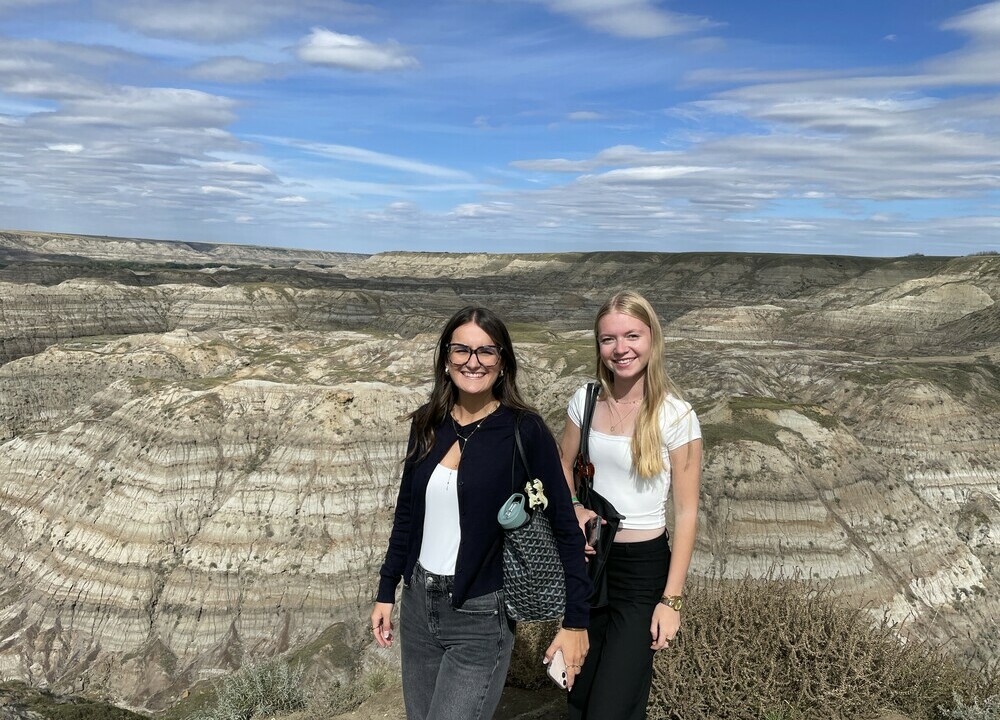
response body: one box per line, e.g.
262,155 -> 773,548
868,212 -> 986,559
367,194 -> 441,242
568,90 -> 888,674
446,321 -> 503,400
597,311 -> 652,384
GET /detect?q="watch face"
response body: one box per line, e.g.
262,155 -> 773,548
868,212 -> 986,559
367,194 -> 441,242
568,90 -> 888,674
663,596 -> 683,610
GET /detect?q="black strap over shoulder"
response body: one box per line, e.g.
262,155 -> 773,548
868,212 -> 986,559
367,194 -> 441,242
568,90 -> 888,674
576,382 -> 601,493
511,414 -> 531,493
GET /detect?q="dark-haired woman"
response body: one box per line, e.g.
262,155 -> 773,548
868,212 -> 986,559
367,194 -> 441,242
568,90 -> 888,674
371,306 -> 591,720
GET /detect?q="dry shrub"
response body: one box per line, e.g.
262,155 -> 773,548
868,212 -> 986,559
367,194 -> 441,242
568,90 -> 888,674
648,575 -> 998,720
296,664 -> 397,718
193,658 -> 307,720
940,692 -> 1000,720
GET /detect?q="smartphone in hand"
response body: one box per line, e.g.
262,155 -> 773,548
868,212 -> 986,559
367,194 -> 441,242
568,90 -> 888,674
585,515 -> 602,546
546,649 -> 568,690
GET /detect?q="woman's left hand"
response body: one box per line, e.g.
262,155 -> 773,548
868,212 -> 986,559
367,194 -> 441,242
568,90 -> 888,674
544,627 -> 589,690
650,604 -> 680,651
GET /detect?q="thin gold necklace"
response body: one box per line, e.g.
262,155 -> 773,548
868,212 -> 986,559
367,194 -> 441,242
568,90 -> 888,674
451,402 -> 499,453
608,396 -> 640,433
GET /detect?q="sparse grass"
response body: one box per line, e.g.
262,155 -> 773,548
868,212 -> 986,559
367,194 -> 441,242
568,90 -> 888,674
700,395 -> 843,451
844,361 -> 1000,410
296,664 -> 398,719
701,396 -> 793,449
0,681 -> 146,720
700,421 -> 782,449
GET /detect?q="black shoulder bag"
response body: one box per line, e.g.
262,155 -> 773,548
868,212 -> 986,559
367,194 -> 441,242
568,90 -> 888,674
496,415 -> 567,622
572,382 -> 624,608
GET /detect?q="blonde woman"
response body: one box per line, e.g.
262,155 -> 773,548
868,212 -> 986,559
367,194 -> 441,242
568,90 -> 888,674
560,291 -> 702,720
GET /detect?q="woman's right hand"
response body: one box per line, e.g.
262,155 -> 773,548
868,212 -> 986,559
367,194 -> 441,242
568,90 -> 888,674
370,602 -> 394,647
574,504 -> 598,556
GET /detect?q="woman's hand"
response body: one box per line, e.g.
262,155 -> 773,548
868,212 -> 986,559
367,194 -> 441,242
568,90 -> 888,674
370,602 -> 395,648
544,627 -> 589,690
573,504 -> 599,556
650,603 -> 680,651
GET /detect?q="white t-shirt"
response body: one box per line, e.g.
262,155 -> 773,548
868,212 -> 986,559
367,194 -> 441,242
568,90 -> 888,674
568,385 -> 701,531
419,463 -> 461,574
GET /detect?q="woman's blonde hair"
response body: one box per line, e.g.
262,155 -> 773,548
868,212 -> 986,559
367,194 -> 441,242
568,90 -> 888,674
594,290 -> 685,478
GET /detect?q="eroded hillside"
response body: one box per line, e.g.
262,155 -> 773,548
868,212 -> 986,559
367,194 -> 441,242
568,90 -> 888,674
1,231 -> 998,710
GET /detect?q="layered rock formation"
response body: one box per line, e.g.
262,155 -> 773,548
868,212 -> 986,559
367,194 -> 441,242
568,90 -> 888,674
0,328 -> 429,707
1,230 -> 998,710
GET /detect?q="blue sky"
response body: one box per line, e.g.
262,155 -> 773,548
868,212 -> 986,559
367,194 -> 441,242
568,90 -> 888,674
0,0 -> 998,256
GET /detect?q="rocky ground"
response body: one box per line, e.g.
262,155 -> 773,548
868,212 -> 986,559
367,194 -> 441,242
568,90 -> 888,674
1,231 -> 998,715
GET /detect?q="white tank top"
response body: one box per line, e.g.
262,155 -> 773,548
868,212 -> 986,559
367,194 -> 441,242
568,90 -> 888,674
568,386 -> 701,531
418,464 -> 461,574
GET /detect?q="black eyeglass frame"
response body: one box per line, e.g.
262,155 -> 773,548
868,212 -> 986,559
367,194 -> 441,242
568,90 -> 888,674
445,343 -> 504,367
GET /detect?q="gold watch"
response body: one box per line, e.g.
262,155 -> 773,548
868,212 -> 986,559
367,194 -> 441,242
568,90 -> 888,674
660,594 -> 683,611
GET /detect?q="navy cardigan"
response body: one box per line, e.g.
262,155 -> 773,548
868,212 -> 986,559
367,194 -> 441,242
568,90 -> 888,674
376,405 -> 592,628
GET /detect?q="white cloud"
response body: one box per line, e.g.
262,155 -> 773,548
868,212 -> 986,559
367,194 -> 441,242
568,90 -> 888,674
941,2 -> 1000,35
513,144 -> 680,172
749,96 -> 939,134
592,165 -> 710,183
48,143 -> 83,153
567,110 -> 605,121
0,0 -> 64,11
534,0 -> 711,38
188,57 -> 286,83
449,202 -> 511,219
195,160 -> 274,177
267,137 -> 470,180
276,195 -> 308,204
49,87 -> 239,129
201,186 -> 248,196
296,28 -> 419,72
97,0 -> 370,42
925,9 -> 1000,86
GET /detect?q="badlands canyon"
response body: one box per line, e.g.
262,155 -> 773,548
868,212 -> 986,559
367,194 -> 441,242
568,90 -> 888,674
0,230 -> 998,711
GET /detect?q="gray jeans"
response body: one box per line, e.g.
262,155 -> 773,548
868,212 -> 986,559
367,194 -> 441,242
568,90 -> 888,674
400,563 -> 515,719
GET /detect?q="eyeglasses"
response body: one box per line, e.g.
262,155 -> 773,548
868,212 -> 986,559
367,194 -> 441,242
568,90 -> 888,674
446,343 -> 503,367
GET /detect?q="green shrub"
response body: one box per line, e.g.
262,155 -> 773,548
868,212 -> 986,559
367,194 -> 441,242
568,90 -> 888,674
195,658 -> 307,720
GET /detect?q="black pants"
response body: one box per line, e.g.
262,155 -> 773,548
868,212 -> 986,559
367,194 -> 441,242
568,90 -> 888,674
568,534 -> 671,720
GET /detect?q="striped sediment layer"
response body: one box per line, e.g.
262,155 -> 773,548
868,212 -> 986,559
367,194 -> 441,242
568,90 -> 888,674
1,235 -> 999,709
